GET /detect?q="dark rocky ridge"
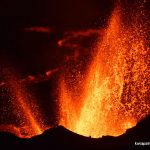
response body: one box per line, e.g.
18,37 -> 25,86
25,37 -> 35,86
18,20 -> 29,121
0,115 -> 150,150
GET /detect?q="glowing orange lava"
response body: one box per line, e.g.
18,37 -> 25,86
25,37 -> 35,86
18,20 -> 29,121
2,70 -> 45,138
59,2 -> 149,138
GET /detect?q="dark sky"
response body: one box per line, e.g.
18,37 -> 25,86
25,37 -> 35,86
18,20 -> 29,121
0,0 -> 114,28
0,0 -> 114,76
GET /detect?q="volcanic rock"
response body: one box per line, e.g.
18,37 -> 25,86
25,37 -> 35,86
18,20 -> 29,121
0,115 -> 150,150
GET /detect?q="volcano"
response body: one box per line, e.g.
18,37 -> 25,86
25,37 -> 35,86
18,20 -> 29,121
0,0 -> 149,149
0,114 -> 150,150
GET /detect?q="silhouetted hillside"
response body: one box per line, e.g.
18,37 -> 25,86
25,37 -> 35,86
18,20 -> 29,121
0,115 -> 150,150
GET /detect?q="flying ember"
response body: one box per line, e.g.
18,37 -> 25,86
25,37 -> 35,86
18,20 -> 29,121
58,2 -> 149,138
0,69 -> 45,138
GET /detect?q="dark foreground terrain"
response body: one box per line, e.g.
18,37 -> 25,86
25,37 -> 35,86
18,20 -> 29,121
0,115 -> 150,150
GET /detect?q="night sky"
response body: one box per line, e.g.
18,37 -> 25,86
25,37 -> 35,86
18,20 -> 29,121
0,0 -> 114,76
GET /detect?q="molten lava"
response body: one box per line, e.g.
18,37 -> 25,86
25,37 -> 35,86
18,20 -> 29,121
59,2 -> 149,138
1,70 -> 45,138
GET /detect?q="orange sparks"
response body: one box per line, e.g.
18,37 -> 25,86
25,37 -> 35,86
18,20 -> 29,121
59,2 -> 149,138
3,70 -> 44,138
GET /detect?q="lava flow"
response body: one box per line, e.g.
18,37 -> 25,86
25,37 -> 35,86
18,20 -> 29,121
59,2 -> 150,138
1,70 -> 45,138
